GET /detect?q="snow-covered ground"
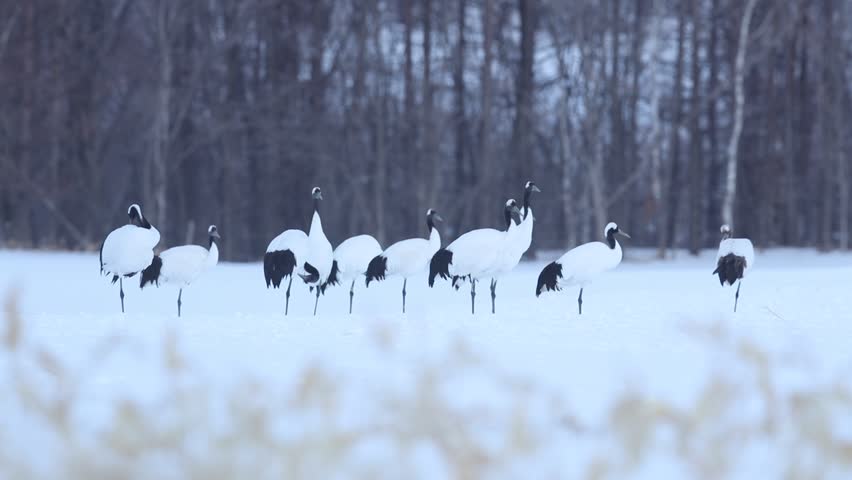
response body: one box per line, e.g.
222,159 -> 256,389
1,248 -> 851,478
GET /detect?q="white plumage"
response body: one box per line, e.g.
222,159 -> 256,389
333,235 -> 383,280
158,244 -> 219,285
140,225 -> 220,316
100,204 -> 160,313
448,228 -> 505,274
101,226 -> 160,276
266,229 -> 308,259
301,208 -> 334,286
381,238 -> 436,276
536,222 -> 629,315
320,234 -> 383,314
429,200 -> 522,314
366,209 -> 443,313
712,224 -> 755,312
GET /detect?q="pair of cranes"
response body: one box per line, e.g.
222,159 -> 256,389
99,191 -> 754,316
535,223 -> 755,314
99,204 -> 219,316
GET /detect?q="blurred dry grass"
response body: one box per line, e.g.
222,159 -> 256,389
1,290 -> 851,480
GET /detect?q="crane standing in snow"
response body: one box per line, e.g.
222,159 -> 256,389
536,222 -> 629,315
100,204 -> 160,313
319,234 -> 383,314
295,188 -> 334,316
140,225 -> 220,317
429,200 -> 522,314
264,187 -> 333,316
712,224 -> 754,312
366,209 -> 443,314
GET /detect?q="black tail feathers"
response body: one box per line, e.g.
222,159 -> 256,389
299,262 -> 320,285
536,261 -> 563,297
318,260 -> 340,295
264,249 -> 297,288
365,255 -> 388,287
428,249 -> 453,287
713,253 -> 746,286
140,256 -> 163,289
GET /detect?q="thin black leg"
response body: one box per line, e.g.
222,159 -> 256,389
578,288 -> 584,315
285,276 -> 293,315
402,279 -> 407,314
490,279 -> 497,314
349,279 -> 355,314
313,284 -> 320,316
119,277 -> 125,313
177,288 -> 183,317
734,280 -> 741,313
470,278 -> 477,315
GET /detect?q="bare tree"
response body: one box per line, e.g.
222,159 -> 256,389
0,0 -> 850,258
721,0 -> 759,230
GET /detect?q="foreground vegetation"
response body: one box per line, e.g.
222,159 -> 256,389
1,291 -> 850,479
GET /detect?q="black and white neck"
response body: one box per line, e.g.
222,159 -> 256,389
426,209 -> 441,233
603,222 -> 625,250
128,204 -> 152,229
308,187 -> 326,239
208,225 -> 221,248
522,181 -> 540,220
311,187 -> 323,215
503,199 -> 521,229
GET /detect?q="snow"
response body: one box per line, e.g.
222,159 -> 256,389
1,248 -> 851,478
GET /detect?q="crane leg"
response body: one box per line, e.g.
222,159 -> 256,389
313,284 -> 320,316
490,279 -> 497,314
119,278 -> 125,313
285,276 -> 293,315
402,279 -> 407,314
349,279 -> 355,314
177,288 -> 183,317
470,278 -> 476,315
578,288 -> 583,316
734,280 -> 742,313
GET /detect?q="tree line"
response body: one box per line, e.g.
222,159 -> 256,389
0,0 -> 850,261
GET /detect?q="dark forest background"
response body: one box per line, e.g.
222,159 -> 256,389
0,0 -> 850,261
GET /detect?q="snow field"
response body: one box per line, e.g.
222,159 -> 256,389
0,248 -> 851,478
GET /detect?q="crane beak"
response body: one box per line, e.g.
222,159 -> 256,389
531,185 -> 542,193
434,214 -> 444,223
618,231 -> 631,239
212,231 -> 221,239
511,206 -> 522,224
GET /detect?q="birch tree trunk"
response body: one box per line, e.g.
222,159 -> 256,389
454,0 -> 469,225
658,0 -> 685,257
152,1 -> 173,243
688,0 -> 704,255
421,0 -> 435,216
478,0 -> 495,226
512,0 -> 536,189
557,92 -> 577,248
721,0 -> 758,229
